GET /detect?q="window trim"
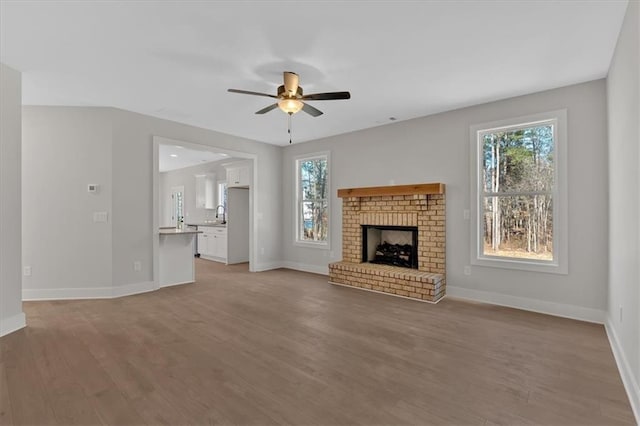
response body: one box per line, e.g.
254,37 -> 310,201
469,109 -> 568,274
294,151 -> 330,249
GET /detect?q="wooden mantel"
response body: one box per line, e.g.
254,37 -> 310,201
337,183 -> 445,198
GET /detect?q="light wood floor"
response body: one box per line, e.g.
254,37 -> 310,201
1,260 -> 634,425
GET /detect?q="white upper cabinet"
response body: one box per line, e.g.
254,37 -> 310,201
226,164 -> 250,188
195,174 -> 215,209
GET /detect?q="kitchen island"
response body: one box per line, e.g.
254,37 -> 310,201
158,227 -> 202,287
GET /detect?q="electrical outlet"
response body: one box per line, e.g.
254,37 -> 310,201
260,247 -> 265,255
464,265 -> 471,275
330,251 -> 335,258
93,211 -> 108,223
463,209 -> 470,220
24,266 -> 32,277
133,261 -> 142,272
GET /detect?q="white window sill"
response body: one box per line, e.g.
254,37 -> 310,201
471,256 -> 567,275
294,240 -> 330,250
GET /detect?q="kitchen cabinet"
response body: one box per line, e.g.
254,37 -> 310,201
195,174 -> 215,209
214,230 -> 227,259
226,165 -> 250,188
198,226 -> 227,262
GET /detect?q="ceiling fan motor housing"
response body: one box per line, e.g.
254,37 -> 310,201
277,85 -> 303,98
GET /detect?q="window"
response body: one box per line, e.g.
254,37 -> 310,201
470,110 -> 567,274
295,153 -> 329,246
217,181 -> 227,210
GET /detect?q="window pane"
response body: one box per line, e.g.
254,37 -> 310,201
482,194 -> 553,261
300,158 -> 328,200
482,125 -> 554,193
301,201 -> 328,242
217,182 -> 227,209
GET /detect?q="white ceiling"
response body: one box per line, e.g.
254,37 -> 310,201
0,1 -> 628,146
159,144 -> 228,173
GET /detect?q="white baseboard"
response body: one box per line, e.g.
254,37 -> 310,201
0,312 -> 26,337
280,261 -> 328,276
23,281 -> 157,301
200,255 -> 226,263
252,261 -> 285,272
251,261 -> 330,275
605,318 -> 640,425
159,280 -> 192,289
446,286 -> 606,324
23,286 -> 113,300
113,281 -> 157,297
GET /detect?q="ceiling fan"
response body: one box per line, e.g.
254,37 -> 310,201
227,71 -> 351,118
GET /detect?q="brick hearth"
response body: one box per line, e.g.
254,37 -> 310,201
329,183 -> 446,303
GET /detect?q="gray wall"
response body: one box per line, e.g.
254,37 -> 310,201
607,0 -> 640,415
159,159 -> 233,227
283,80 -> 609,321
110,108 -> 281,287
0,63 -> 25,335
21,106 -> 283,297
22,107 -> 113,297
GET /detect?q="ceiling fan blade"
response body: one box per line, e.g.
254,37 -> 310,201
228,89 -> 277,98
302,102 -> 323,117
301,91 -> 351,101
255,103 -> 279,114
283,72 -> 299,96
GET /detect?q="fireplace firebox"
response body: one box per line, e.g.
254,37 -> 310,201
361,225 -> 418,269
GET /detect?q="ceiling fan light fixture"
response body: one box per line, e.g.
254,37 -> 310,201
278,98 -> 304,114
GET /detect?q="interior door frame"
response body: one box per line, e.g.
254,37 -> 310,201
152,136 -> 258,289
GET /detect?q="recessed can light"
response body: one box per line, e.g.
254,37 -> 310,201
170,154 -> 178,158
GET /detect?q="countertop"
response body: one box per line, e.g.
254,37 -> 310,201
186,223 -> 227,228
159,227 -> 203,235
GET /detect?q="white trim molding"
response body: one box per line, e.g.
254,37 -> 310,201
447,286 -> 606,324
159,280 -> 192,289
0,312 -> 26,337
112,281 -> 157,298
605,318 -> 640,424
293,151 -> 331,249
252,261 -> 286,272
23,281 -> 158,301
281,261 -> 329,276
469,109 -> 568,275
251,261 -> 331,275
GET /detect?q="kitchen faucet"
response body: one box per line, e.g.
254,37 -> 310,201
215,205 -> 226,224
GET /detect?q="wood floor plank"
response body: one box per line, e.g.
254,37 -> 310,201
24,313 -> 103,425
0,259 -> 634,425
2,329 -> 58,425
0,360 -> 14,425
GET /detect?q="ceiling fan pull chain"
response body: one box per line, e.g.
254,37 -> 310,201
288,112 -> 293,144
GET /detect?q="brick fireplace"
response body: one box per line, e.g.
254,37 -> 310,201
329,183 -> 446,303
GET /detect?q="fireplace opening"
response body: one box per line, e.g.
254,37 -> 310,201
361,225 -> 418,269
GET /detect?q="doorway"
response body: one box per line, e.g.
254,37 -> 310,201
152,136 -> 258,288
